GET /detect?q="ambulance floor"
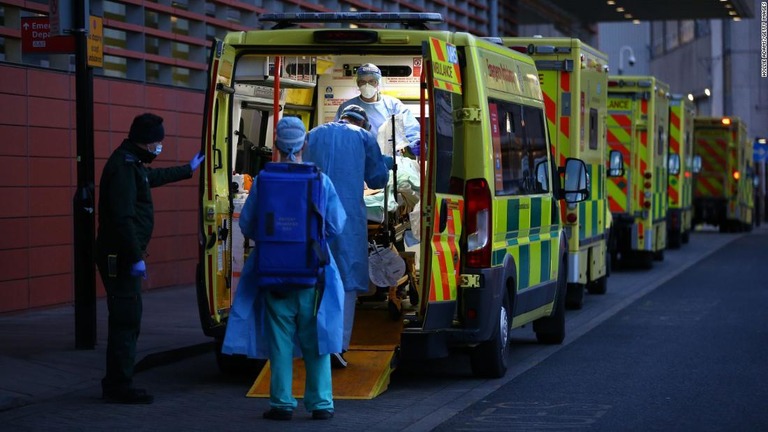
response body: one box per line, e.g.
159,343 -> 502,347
247,304 -> 405,400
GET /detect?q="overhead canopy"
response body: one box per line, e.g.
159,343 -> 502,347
523,0 -> 754,23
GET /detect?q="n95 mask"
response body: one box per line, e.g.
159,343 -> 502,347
359,83 -> 377,99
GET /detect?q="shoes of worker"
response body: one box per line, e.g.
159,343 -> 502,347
331,352 -> 348,369
263,408 -> 293,421
102,387 -> 154,404
312,409 -> 335,420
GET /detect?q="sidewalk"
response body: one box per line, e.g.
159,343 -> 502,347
0,284 -> 213,412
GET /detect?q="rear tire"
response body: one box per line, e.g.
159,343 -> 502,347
215,338 -> 262,377
565,282 -> 584,310
587,248 -> 609,295
470,290 -> 510,379
534,258 -> 567,345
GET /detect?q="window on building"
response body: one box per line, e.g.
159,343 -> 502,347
172,0 -> 188,10
695,20 -> 710,38
145,10 -> 159,29
172,16 -> 189,36
146,61 -> 160,83
172,42 -> 190,60
146,36 -> 160,55
103,1 -> 126,22
103,28 -> 127,50
103,55 -> 127,78
227,7 -> 241,24
205,1 -> 216,17
0,37 -> 5,62
172,66 -> 191,87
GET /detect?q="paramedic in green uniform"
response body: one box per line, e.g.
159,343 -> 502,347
222,116 -> 347,421
96,113 -> 205,404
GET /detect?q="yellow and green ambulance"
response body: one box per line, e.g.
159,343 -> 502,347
607,76 -> 670,268
196,13 -> 588,391
692,116 -> 755,232
500,37 -> 621,309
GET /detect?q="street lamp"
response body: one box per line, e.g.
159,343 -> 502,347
618,45 -> 636,75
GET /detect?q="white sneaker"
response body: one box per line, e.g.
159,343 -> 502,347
331,352 -> 348,369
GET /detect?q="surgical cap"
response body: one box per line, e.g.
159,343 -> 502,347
357,63 -> 382,83
275,116 -> 306,161
340,104 -> 369,128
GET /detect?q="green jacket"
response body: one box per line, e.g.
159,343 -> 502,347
96,139 -> 193,264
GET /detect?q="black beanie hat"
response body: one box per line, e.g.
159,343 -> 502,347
129,113 -> 165,144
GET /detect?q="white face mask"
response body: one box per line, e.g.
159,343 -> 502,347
149,143 -> 163,155
359,83 -> 377,99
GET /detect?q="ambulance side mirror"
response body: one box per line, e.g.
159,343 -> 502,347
607,150 -> 625,177
562,158 -> 589,203
692,155 -> 703,174
668,153 -> 681,176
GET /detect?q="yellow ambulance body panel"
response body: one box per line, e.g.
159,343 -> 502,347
196,13 -> 589,388
607,75 -> 670,268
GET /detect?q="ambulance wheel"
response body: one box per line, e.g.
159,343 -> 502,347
470,290 -> 510,378
653,249 -> 665,261
587,276 -> 607,295
668,230 -> 682,249
565,283 -> 584,310
534,257 -> 567,344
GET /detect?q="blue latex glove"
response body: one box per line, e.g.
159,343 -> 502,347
409,140 -> 421,157
130,260 -> 147,279
190,151 -> 205,171
383,155 -> 394,170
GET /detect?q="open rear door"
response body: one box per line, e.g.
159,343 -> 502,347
198,39 -> 237,338
418,38 -> 465,330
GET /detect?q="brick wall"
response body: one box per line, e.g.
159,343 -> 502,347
0,63 -> 205,313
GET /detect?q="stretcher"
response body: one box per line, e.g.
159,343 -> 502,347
364,158 -> 420,319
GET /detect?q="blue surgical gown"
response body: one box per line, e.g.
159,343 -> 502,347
305,121 -> 390,293
222,172 -> 347,359
336,95 -> 421,148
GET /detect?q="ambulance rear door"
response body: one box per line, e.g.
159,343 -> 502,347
418,37 -> 465,330
198,39 -> 238,337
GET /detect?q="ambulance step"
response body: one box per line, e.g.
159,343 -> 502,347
247,308 -> 405,399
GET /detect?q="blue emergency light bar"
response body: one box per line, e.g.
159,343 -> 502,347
259,12 -> 444,30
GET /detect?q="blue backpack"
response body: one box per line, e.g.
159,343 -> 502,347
254,162 -> 328,291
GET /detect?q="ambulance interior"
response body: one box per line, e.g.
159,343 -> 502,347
228,54 -> 429,317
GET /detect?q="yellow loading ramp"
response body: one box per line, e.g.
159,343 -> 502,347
247,305 -> 405,400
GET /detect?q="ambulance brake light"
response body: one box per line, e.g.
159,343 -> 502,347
465,179 -> 491,268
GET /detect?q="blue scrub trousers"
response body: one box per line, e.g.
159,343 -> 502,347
265,288 -> 333,412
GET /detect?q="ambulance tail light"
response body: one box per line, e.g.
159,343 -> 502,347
566,212 -> 578,224
465,179 -> 491,268
733,170 -> 740,181
722,117 -> 732,125
643,200 -> 652,209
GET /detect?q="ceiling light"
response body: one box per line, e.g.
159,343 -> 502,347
624,13 -> 633,18
616,6 -> 625,12
733,17 -> 741,21
632,19 -> 641,24
687,94 -> 694,101
607,0 -> 615,4
729,10 -> 737,15
704,88 -> 711,96
725,3 -> 732,8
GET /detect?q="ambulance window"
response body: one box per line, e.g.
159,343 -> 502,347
522,106 -> 549,194
494,101 -> 525,196
589,108 -> 598,150
434,89 -> 458,194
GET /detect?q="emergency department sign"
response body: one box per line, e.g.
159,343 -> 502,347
429,38 -> 462,94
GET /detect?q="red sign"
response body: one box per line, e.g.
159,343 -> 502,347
21,17 -> 75,54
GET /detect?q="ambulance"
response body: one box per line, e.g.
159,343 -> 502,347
606,76 -> 670,268
692,116 -> 755,232
667,95 -> 696,247
500,37 -> 622,309
195,13 -> 589,393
